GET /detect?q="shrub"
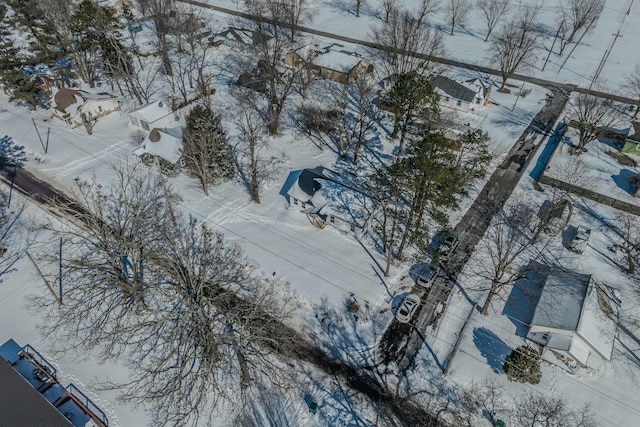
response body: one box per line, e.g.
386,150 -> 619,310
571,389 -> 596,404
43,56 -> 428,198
503,345 -> 541,384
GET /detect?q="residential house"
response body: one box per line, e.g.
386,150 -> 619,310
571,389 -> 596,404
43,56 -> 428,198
527,270 -> 620,371
209,27 -> 268,47
279,166 -> 372,230
128,100 -> 177,131
49,88 -> 119,128
428,75 -> 490,112
0,338 -> 110,427
133,127 -> 184,174
284,44 -> 373,84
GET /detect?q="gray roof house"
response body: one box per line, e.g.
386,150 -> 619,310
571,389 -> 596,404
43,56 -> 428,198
279,166 -> 372,230
527,271 -> 620,371
428,75 -> 491,112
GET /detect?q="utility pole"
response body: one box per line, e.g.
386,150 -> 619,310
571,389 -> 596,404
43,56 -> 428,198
59,237 -> 63,304
590,30 -> 623,89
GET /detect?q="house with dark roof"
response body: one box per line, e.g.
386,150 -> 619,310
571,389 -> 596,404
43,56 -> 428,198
526,271 -> 620,371
209,27 -> 269,47
49,88 -> 119,128
428,75 -> 491,113
279,166 -> 373,230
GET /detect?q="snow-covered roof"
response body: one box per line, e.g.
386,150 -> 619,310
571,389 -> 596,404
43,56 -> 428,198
532,271 -> 619,361
134,128 -> 182,164
51,88 -> 116,114
129,100 -> 173,124
213,27 -> 266,45
314,50 -> 364,73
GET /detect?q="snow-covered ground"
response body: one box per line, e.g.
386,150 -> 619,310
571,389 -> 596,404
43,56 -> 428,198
2,0 -> 640,425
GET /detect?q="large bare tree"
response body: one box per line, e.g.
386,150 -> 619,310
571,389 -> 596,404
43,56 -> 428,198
473,198 -> 554,315
614,213 -> 640,275
234,108 -> 267,203
245,0 -> 306,135
490,19 -> 540,91
370,4 -> 444,81
33,163 -> 298,427
446,0 -> 472,36
561,0 -> 604,46
476,0 -> 509,41
567,92 -> 623,151
136,0 -> 175,76
349,75 -> 381,165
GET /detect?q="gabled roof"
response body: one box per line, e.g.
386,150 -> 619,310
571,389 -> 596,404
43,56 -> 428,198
213,27 -> 268,45
531,271 -> 619,361
129,100 -> 173,124
52,88 -> 116,114
429,75 -> 478,103
314,50 -> 366,74
279,167 -> 327,204
134,127 -> 182,164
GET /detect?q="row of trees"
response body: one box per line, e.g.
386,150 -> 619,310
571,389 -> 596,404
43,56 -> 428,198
33,164 -> 298,427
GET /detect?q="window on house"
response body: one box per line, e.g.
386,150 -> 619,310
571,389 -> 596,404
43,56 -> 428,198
444,96 -> 450,102
330,216 -> 335,223
141,121 -> 150,131
301,202 -> 306,208
98,106 -> 103,112
476,98 -> 481,104
456,100 -> 462,107
293,199 -> 298,205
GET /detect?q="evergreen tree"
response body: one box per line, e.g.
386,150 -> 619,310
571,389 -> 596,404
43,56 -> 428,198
387,72 -> 440,160
0,135 -> 26,169
371,132 -> 467,275
182,106 -> 235,195
454,129 -> 492,184
504,345 -> 542,384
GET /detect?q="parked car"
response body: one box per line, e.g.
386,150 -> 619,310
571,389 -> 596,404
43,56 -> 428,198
437,231 -> 460,260
396,294 -> 421,324
569,226 -> 591,254
416,263 -> 440,288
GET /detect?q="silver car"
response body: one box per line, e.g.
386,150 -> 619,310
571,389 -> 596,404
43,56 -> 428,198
416,264 -> 440,288
396,294 -> 421,324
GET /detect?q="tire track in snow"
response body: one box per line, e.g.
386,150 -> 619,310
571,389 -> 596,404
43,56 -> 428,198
40,141 -> 131,177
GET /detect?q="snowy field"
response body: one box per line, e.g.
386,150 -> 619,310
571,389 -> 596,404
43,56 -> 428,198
2,0 -> 640,425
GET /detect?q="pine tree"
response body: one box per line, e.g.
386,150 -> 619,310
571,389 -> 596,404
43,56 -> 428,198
370,131 -> 467,275
504,345 -> 542,384
182,105 -> 235,195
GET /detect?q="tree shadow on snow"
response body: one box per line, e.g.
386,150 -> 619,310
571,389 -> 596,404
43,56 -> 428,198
472,327 -> 511,374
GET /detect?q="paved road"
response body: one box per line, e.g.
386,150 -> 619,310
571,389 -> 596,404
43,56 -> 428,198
382,89 -> 570,371
0,166 -> 441,427
180,0 -> 637,105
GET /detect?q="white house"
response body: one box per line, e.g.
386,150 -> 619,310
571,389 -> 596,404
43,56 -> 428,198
128,100 -> 176,131
527,270 -> 620,371
428,75 -> 490,113
133,127 -> 184,174
280,166 -> 371,230
49,88 -> 119,128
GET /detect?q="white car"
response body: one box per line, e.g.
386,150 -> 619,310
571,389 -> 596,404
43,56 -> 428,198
569,226 -> 591,254
396,294 -> 421,324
